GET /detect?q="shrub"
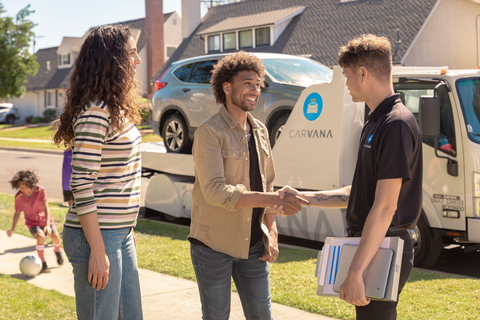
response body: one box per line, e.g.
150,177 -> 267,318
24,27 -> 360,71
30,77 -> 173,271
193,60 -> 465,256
43,108 -> 57,123
138,99 -> 152,125
31,116 -> 44,124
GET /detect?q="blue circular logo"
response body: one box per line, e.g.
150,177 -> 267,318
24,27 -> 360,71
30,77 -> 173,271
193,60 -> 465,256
367,134 -> 373,143
303,92 -> 323,121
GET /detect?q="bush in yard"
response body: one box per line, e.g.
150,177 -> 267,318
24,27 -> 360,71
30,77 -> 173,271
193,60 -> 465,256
31,116 -> 43,124
43,108 -> 57,123
138,99 -> 152,125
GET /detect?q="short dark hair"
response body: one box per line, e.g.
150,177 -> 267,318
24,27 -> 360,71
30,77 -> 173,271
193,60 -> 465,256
338,34 -> 392,83
9,170 -> 39,190
211,51 -> 266,105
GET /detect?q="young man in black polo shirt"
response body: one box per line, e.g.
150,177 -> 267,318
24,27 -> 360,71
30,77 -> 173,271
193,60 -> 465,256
280,34 -> 422,319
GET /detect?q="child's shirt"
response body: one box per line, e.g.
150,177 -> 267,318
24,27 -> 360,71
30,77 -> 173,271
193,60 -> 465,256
15,185 -> 53,229
62,149 -> 73,191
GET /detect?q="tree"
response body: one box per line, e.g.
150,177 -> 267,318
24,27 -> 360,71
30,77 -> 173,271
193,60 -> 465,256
0,2 -> 38,99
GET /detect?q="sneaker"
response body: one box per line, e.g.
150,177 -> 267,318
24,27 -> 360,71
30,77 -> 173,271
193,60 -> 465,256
55,251 -> 64,266
40,261 -> 51,273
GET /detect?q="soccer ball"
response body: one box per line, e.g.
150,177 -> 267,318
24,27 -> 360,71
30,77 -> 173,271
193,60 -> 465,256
19,254 -> 42,277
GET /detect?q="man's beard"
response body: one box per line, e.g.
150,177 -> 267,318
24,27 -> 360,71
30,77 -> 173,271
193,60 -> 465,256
231,90 -> 255,112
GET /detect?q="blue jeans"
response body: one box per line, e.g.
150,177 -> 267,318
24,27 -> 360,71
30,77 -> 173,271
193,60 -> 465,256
63,226 -> 143,320
190,241 -> 273,320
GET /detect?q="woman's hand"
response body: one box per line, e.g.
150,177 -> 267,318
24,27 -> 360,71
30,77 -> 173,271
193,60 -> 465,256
88,250 -> 110,290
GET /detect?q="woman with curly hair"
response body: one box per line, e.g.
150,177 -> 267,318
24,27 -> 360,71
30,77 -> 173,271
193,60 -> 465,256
52,25 -> 143,319
7,170 -> 64,273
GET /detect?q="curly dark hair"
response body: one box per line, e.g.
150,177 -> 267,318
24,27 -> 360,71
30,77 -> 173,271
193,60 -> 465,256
211,51 -> 266,106
9,170 -> 39,190
338,34 -> 392,83
53,25 -> 141,147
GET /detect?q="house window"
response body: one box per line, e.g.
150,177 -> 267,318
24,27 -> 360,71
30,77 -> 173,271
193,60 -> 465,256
239,30 -> 252,48
167,47 -> 176,58
208,35 -> 220,52
256,27 -> 270,46
47,92 -> 52,107
223,32 -> 236,50
61,53 -> 70,65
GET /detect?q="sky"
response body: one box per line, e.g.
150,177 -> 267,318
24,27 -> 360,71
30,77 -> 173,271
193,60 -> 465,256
1,0 -> 207,53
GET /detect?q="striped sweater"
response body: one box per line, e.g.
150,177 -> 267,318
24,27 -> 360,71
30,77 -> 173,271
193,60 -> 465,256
65,101 -> 142,229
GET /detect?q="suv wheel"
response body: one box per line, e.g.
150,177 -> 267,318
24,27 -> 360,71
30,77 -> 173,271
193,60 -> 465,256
162,114 -> 191,153
269,115 -> 289,148
6,115 -> 15,125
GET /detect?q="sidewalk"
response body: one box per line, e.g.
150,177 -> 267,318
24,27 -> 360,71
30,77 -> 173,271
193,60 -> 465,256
0,230 -> 336,320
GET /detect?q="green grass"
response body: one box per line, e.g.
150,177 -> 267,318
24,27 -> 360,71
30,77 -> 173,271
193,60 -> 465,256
0,126 -> 54,140
0,274 -> 76,319
1,192 -> 480,319
141,133 -> 162,143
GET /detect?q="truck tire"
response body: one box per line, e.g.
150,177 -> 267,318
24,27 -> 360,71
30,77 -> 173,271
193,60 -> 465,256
162,114 -> 191,153
6,115 -> 15,124
269,115 -> 289,148
414,214 -> 443,268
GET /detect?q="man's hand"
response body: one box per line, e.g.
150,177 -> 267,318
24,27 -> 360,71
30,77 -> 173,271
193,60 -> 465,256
6,229 -> 14,237
88,251 -> 110,291
278,185 -> 300,199
277,192 -> 309,216
259,230 -> 279,263
339,272 -> 370,306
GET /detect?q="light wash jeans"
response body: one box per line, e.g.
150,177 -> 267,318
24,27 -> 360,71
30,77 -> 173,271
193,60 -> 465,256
190,241 -> 273,320
63,226 -> 143,320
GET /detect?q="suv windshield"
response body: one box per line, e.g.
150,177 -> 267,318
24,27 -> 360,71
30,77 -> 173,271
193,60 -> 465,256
457,78 -> 480,144
262,59 -> 332,86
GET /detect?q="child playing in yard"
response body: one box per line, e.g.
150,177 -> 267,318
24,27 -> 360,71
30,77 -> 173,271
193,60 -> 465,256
6,170 -> 64,273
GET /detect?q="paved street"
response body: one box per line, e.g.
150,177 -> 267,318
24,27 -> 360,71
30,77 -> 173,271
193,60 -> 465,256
0,149 -> 64,203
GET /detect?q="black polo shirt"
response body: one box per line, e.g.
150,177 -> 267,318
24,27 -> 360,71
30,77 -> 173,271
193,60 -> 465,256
346,94 -> 423,232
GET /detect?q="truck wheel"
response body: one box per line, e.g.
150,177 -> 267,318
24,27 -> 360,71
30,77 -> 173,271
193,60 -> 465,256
269,115 -> 289,148
414,214 -> 443,268
162,114 -> 191,153
6,115 -> 15,124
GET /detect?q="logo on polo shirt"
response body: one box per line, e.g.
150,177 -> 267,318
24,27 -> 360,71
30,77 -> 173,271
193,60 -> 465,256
303,92 -> 323,121
364,134 -> 373,148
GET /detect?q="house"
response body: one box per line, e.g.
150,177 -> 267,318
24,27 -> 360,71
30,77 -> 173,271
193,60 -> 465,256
9,0 -> 181,122
152,0 -> 480,83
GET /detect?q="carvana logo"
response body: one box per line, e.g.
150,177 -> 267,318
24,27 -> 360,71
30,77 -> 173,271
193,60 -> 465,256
303,92 -> 323,121
367,134 -> 373,143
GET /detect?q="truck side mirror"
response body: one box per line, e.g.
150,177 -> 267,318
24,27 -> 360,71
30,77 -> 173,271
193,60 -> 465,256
419,96 -> 440,138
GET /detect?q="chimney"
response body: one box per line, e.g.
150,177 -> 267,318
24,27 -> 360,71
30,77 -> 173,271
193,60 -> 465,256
182,0 -> 201,39
145,0 -> 165,98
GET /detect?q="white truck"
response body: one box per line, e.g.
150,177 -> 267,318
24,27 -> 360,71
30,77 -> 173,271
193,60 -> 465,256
142,66 -> 480,268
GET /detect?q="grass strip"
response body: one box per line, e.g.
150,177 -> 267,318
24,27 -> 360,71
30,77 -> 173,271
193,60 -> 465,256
0,274 -> 76,319
0,192 -> 479,319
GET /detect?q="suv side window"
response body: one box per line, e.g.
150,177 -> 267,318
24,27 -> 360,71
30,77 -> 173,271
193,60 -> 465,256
394,82 -> 456,156
190,60 -> 217,84
173,63 -> 194,82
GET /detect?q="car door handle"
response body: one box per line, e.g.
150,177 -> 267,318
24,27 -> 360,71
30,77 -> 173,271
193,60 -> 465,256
181,88 -> 191,92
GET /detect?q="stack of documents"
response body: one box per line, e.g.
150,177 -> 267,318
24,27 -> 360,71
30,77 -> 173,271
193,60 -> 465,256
315,237 -> 404,302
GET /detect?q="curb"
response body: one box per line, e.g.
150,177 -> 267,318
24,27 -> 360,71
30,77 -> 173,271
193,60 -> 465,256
0,146 -> 63,155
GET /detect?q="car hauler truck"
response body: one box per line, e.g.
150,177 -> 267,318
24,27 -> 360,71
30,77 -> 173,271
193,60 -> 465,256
142,66 -> 480,268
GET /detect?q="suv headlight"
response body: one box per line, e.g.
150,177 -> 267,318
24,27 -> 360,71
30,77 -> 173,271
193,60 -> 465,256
473,173 -> 480,217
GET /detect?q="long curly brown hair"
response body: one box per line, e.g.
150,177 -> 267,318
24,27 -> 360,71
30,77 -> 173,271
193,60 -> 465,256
211,51 -> 265,106
53,25 -> 141,147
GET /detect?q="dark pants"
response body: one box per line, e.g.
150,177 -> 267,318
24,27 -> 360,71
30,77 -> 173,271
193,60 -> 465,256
350,229 -> 414,320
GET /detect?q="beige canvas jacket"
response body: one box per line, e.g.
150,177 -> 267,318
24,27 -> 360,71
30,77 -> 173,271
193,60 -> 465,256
189,106 -> 276,259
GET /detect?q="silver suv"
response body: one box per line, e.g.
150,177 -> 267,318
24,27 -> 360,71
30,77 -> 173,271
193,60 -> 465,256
0,103 -> 20,124
152,53 -> 332,153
